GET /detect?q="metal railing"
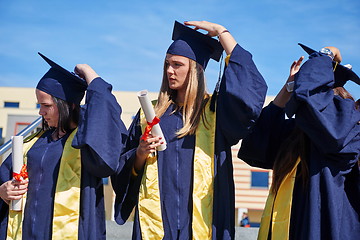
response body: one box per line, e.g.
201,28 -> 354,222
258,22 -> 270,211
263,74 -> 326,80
0,116 -> 42,156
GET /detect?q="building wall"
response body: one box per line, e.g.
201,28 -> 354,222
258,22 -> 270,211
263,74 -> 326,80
0,87 -> 39,141
0,86 -> 275,224
232,143 -> 272,226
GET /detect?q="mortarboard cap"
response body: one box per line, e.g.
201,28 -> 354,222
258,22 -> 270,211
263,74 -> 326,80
298,43 -> 360,87
36,52 -> 87,104
166,21 -> 224,69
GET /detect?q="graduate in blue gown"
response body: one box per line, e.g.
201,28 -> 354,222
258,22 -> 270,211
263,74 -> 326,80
111,20 -> 267,239
0,53 -> 127,240
238,45 -> 360,240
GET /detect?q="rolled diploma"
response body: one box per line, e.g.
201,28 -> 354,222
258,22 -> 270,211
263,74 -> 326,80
11,136 -> 24,211
137,90 -> 167,151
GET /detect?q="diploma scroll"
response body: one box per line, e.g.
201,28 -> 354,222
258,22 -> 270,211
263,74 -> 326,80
11,136 -> 24,211
137,90 -> 167,151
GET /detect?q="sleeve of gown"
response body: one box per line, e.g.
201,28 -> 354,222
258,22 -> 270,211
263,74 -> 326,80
111,111 -> 143,224
72,77 -> 128,178
216,44 -> 268,146
0,155 -> 12,186
285,53 -> 360,160
238,102 -> 295,169
0,155 -> 12,229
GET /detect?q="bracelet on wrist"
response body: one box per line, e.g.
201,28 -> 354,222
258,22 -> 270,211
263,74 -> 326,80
286,81 -> 295,93
217,29 -> 230,39
319,48 -> 334,60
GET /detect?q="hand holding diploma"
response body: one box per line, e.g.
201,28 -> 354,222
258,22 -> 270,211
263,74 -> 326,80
133,90 -> 167,172
10,136 -> 28,210
0,136 -> 28,207
0,179 -> 28,205
137,90 -> 167,151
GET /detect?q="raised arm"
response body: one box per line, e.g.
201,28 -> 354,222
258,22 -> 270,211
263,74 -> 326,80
238,57 -> 303,168
286,51 -> 360,155
216,43 -> 268,144
184,22 -> 268,144
184,21 -> 237,55
238,102 -> 295,169
74,64 -> 100,85
273,56 -> 304,108
72,64 -> 128,177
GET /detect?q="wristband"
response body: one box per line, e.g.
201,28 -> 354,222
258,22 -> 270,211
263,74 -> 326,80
217,30 -> 230,39
319,48 -> 334,60
286,81 -> 294,93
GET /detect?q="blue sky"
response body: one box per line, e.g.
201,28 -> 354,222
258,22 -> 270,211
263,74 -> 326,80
0,0 -> 359,99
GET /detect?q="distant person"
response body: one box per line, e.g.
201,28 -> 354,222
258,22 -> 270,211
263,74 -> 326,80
238,45 -> 360,239
111,20 -> 267,239
0,53 -> 127,239
240,212 -> 250,227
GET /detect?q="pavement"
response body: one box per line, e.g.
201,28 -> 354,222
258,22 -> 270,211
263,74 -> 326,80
106,220 -> 259,239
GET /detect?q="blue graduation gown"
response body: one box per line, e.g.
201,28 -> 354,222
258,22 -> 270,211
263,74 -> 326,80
0,77 -> 127,240
112,44 -> 267,240
238,54 -> 360,239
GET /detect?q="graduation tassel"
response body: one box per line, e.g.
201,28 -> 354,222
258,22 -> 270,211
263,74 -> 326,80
210,52 -> 224,112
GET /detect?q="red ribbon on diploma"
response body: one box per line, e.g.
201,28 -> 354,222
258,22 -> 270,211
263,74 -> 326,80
141,116 -> 160,141
13,164 -> 28,181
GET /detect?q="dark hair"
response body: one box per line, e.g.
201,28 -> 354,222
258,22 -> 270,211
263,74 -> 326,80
271,86 -> 358,193
42,96 -> 80,135
272,128 -> 309,193
333,87 -> 360,110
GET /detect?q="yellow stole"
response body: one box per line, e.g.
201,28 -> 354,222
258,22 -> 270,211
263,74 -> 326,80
7,129 -> 81,240
257,157 -> 301,240
138,100 -> 216,240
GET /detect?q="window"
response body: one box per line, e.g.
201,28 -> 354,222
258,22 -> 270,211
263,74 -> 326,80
251,171 -> 269,188
4,102 -> 19,108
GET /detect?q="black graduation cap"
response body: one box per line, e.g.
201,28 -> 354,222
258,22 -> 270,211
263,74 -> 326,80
166,21 -> 224,69
36,52 -> 87,104
298,43 -> 360,87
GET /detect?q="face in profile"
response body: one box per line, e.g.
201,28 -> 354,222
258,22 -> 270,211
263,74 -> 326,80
165,54 -> 190,92
36,89 -> 59,128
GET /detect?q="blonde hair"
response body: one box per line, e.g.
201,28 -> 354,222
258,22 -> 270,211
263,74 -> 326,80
155,58 -> 210,138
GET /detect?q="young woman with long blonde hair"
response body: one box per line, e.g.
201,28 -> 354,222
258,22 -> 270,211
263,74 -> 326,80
112,20 -> 267,240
